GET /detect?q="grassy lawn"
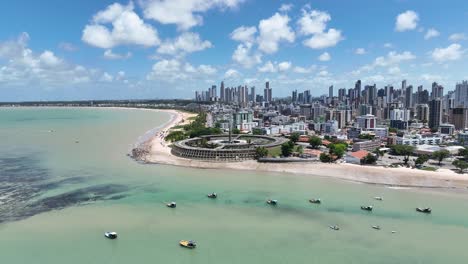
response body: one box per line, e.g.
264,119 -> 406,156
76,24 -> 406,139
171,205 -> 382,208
267,145 -> 302,157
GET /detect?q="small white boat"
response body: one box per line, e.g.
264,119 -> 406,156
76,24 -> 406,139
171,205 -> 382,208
361,205 -> 373,211
104,232 -> 117,239
374,197 -> 383,201
207,193 -> 217,199
372,225 -> 381,230
329,225 -> 340,231
167,202 -> 177,208
267,199 -> 278,205
416,207 -> 431,214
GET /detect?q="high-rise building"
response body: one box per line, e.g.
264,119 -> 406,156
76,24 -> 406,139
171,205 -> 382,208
416,104 -> 429,123
431,82 -> 444,99
292,90 -> 297,102
329,85 -> 334,99
429,99 -> 442,129
338,88 -> 346,101
356,114 -> 376,130
450,108 -> 468,130
263,81 -> 272,103
454,80 -> 468,108
220,81 -> 225,102
405,85 -> 413,108
250,86 -> 256,102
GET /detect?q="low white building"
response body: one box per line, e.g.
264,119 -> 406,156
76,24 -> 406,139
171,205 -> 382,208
396,134 -> 442,146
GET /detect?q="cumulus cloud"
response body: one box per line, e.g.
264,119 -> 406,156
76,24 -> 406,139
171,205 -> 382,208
82,2 -> 159,49
58,42 -> 78,52
157,32 -> 212,56
383,43 -> 393,48
355,48 -> 366,55
279,3 -> 293,12
257,13 -> 295,54
258,61 -> 292,73
298,8 -> 343,49
230,26 -> 257,44
449,33 -> 467,42
431,44 -> 464,62
0,33 -> 102,86
232,43 -> 262,68
103,49 -> 132,60
146,59 -> 216,82
424,28 -> 440,40
224,68 -> 241,79
293,65 -> 317,74
374,51 -> 416,67
395,10 -> 419,32
141,0 -> 245,30
318,52 -> 331,61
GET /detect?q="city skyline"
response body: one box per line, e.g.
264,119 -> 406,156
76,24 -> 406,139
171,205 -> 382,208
1,0 -> 468,101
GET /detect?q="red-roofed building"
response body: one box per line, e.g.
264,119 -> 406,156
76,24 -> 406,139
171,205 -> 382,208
349,150 -> 370,160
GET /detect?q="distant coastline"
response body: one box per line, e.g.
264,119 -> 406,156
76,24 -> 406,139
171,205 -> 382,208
135,109 -> 468,190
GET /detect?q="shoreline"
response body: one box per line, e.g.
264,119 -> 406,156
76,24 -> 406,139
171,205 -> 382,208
138,109 -> 468,190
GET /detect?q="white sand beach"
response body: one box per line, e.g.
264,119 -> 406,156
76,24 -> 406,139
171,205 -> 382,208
141,110 -> 468,189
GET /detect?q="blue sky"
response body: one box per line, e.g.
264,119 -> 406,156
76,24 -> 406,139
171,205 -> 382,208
0,0 -> 467,101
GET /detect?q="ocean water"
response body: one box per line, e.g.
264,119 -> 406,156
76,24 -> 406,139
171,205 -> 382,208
0,107 -> 468,264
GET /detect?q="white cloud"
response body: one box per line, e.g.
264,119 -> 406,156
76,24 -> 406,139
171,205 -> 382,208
431,44 -> 464,62
231,43 -> 262,68
39,50 -> 63,67
157,32 -> 212,56
258,61 -> 276,73
142,0 -> 244,30
388,66 -> 401,75
279,4 -> 293,12
103,49 -> 132,60
449,33 -> 467,42
318,70 -> 328,77
0,33 -> 100,86
224,68 -> 241,79
278,61 -> 292,71
383,43 -> 393,48
100,72 -> 114,82
82,2 -> 159,49
298,8 -> 343,49
298,9 -> 330,35
293,65 -> 317,74
374,51 -> 416,67
230,26 -> 257,44
257,13 -> 295,54
318,52 -> 331,61
355,48 -> 366,55
258,61 -> 291,72
303,28 -> 343,49
424,28 -> 440,40
395,10 -> 419,32
146,59 -> 216,82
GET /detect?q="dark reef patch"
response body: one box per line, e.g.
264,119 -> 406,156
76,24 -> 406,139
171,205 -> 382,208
0,153 -> 128,223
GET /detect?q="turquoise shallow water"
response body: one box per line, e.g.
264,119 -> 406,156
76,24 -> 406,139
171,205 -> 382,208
0,107 -> 468,264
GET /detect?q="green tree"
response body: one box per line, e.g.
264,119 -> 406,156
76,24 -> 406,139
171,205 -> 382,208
254,147 -> 268,159
361,153 -> 378,165
296,145 -> 304,155
388,127 -> 398,133
232,128 -> 241,134
432,150 -> 450,165
320,153 -> 333,163
252,128 -> 264,135
309,136 -> 322,149
415,155 -> 429,166
391,145 -> 415,165
453,159 -> 468,173
281,141 -> 295,157
165,130 -> 186,142
358,134 -> 375,140
458,147 -> 468,160
289,132 -> 300,143
329,143 -> 347,159
373,148 -> 385,159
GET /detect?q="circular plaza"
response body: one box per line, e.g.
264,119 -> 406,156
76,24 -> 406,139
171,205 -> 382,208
171,134 -> 286,162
